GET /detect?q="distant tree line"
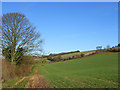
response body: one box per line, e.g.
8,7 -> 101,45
49,50 -> 80,57
96,44 -> 120,52
47,53 -> 93,62
47,44 -> 120,62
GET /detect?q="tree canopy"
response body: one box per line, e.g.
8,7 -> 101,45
96,46 -> 102,50
2,12 -> 42,64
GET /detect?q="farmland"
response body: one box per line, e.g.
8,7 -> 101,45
37,52 -> 118,88
3,52 -> 118,88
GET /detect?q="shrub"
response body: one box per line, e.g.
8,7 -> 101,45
81,54 -> 84,57
2,47 -> 25,65
47,56 -> 53,61
2,56 -> 34,82
72,56 -> 75,59
54,55 -> 61,61
2,59 -> 16,81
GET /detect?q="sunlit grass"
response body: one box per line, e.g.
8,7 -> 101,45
38,52 -> 118,88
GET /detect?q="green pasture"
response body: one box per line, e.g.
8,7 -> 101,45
37,52 -> 118,88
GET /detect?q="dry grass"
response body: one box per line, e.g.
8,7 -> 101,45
2,56 -> 35,82
2,59 -> 16,81
26,68 -> 48,88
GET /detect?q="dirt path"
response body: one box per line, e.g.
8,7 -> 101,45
15,77 -> 26,88
26,68 -> 48,88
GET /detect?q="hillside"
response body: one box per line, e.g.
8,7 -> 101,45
37,52 -> 118,88
2,51 -> 119,88
43,47 -> 120,62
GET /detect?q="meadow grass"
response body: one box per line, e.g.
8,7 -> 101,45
28,65 -> 37,76
2,77 -> 23,88
18,80 -> 29,88
37,52 -> 118,88
3,64 -> 36,88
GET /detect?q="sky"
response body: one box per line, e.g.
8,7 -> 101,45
2,2 -> 118,55
1,0 -> 120,2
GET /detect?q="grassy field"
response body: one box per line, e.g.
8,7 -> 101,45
60,50 -> 96,59
37,52 -> 118,88
2,52 -> 118,88
47,50 -> 97,60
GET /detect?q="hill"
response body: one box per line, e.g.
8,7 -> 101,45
2,49 -> 119,88
37,52 -> 118,88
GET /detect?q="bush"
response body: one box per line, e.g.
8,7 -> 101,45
2,56 -> 34,82
47,55 -> 62,62
47,56 -> 53,61
81,54 -> 84,57
54,55 -> 61,61
2,47 -> 25,64
2,59 -> 16,81
72,56 -> 75,59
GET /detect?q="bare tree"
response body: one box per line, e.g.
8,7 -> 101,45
2,12 -> 42,64
106,45 -> 110,49
96,46 -> 102,50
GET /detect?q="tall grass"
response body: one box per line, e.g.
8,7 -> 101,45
2,56 -> 34,82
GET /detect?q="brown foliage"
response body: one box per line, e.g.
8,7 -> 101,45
2,56 -> 34,82
2,59 -> 16,81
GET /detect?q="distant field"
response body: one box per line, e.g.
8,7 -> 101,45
60,50 -> 96,59
37,52 -> 118,88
